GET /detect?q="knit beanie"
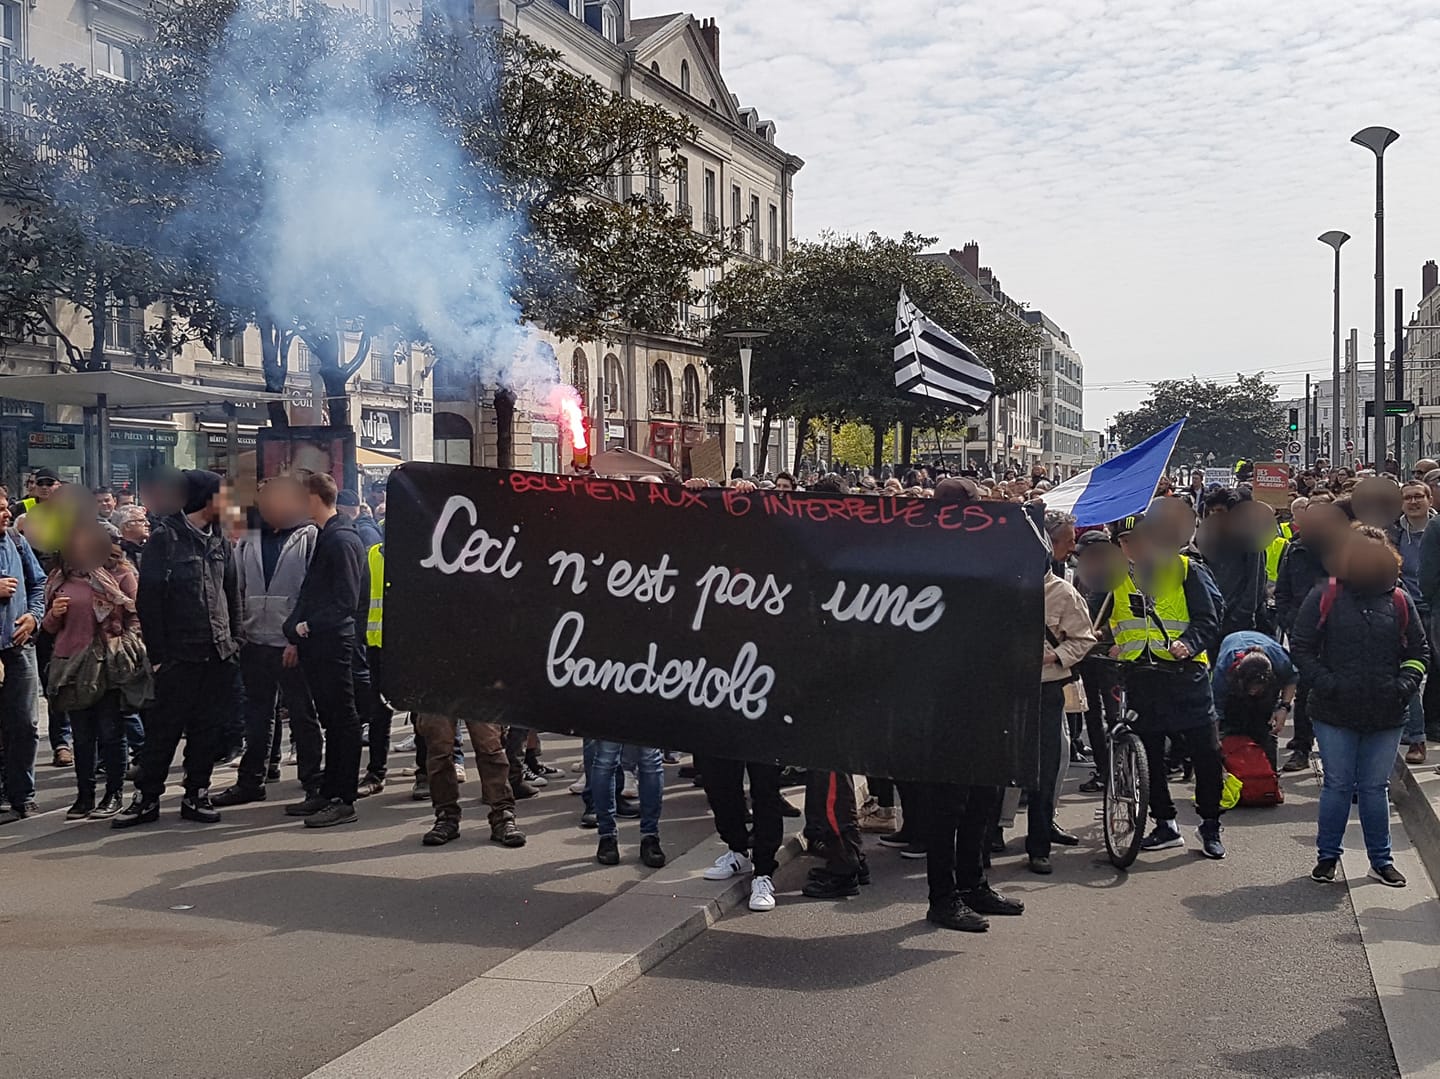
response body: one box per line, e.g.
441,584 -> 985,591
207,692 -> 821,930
182,470 -> 223,515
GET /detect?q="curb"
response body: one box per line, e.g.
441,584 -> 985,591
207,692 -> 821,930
304,830 -> 806,1079
1390,752 -> 1440,892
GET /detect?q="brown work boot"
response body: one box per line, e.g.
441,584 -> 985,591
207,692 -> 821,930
1406,743 -> 1428,765
53,746 -> 74,767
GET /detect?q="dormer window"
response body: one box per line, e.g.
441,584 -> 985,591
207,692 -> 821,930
569,0 -> 582,16
601,1 -> 618,42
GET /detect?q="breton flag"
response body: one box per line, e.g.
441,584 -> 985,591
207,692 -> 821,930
893,287 -> 994,411
1041,419 -> 1186,527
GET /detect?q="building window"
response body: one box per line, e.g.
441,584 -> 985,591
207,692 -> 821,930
650,62 -> 660,75
94,35 -> 133,82
650,362 -> 673,414
748,195 -> 761,257
293,338 -> 311,373
702,168 -> 718,234
675,155 -> 690,220
730,185 -> 742,251
433,411 -> 474,466
571,347 -> 589,402
0,2 -> 19,115
214,332 -> 243,365
767,204 -> 779,262
682,364 -> 701,418
601,3 -> 618,43
680,60 -> 690,93
569,0 -> 583,15
104,302 -> 140,353
603,354 -> 624,413
645,148 -> 662,203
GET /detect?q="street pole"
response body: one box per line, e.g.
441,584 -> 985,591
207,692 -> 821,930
1395,287 -> 1405,465
1319,231 -> 1349,468
724,327 -> 769,478
1352,126 -> 1399,470
1305,372 -> 1312,463
739,347 -> 753,476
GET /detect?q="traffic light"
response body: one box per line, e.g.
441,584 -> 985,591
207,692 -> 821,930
1288,408 -> 1299,433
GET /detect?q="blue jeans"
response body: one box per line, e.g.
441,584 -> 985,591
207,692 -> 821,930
590,743 -> 662,839
1313,720 -> 1404,869
1404,691 -> 1426,746
0,645 -> 39,809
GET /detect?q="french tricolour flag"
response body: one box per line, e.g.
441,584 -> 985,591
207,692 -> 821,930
1042,420 -> 1186,527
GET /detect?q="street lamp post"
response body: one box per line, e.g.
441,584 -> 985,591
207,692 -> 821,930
1352,125 -> 1399,470
1319,230 -> 1350,470
724,328 -> 769,477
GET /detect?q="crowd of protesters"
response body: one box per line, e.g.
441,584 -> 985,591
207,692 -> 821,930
0,449 -> 1433,934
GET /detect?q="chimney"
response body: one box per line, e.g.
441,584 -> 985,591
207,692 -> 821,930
957,241 -> 980,278
1424,259 -> 1438,297
700,18 -> 720,66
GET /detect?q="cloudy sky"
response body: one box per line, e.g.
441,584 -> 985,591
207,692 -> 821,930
634,0 -> 1440,429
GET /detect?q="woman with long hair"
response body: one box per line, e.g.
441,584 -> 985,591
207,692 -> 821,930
42,520 -> 151,820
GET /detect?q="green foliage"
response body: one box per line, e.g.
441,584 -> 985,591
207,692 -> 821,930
703,231 -> 1038,432
1111,374 -> 1286,466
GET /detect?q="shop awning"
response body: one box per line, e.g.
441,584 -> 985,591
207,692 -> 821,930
357,447 -> 402,468
0,370 -> 284,411
590,446 -> 679,478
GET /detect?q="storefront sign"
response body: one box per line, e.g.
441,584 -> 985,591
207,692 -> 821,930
0,398 -> 44,421
205,432 -> 258,448
359,407 -> 402,454
384,465 -> 1044,785
111,428 -> 178,446
29,430 -> 75,450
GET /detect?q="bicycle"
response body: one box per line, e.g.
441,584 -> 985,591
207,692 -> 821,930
1090,654 -> 1204,868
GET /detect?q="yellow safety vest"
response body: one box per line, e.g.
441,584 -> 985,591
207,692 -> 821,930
1264,529 -> 1289,584
366,543 -> 384,648
1109,555 -> 1207,665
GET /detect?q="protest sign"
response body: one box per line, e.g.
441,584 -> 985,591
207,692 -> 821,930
383,465 -> 1045,786
1252,462 -> 1293,509
687,438 -> 727,483
1203,467 -> 1234,489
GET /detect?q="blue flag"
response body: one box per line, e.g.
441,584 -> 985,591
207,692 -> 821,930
1042,420 -> 1186,527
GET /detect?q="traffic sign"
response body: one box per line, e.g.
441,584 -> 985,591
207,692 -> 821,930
1273,448 -> 1284,461
1287,441 -> 1302,455
1288,454 -> 1301,465
1346,439 -> 1355,452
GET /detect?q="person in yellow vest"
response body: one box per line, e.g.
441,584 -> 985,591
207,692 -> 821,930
1105,512 -> 1228,860
354,540 -> 393,798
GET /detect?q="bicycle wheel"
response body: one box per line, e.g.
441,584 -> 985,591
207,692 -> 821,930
1104,730 -> 1151,868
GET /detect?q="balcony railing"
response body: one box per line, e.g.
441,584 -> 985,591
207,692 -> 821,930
766,242 -> 780,264
675,200 -> 692,223
749,233 -> 763,258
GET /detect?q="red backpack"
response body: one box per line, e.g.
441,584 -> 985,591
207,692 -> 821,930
1221,734 -> 1283,807
1316,577 -> 1409,634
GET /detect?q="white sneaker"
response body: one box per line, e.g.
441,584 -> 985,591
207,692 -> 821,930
569,776 -> 588,795
392,735 -> 416,754
571,761 -> 586,773
749,875 -> 776,911
621,773 -> 639,800
703,850 -> 754,880
454,764 -> 467,783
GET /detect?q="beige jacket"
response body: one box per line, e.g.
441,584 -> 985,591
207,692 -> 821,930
1043,573 -> 1098,683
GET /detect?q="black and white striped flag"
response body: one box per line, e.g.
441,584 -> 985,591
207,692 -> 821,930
893,287 -> 995,411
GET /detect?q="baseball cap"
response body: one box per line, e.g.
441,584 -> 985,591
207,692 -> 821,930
1075,530 -> 1113,552
1110,512 -> 1146,540
33,467 -> 60,485
336,489 -> 361,507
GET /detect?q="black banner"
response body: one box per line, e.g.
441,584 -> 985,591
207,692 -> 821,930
383,465 -> 1044,786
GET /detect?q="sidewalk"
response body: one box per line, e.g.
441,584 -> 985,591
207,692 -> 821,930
0,736 -> 739,1079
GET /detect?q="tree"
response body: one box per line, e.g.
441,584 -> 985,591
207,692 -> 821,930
1111,374 -> 1286,467
137,1 -> 728,427
0,57 -> 219,371
704,232 -> 1038,472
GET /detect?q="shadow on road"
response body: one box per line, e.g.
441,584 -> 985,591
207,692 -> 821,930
1218,997 -> 1399,1078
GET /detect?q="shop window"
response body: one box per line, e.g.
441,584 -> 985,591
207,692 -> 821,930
433,411 -> 473,465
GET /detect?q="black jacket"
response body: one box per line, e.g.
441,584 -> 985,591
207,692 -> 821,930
1419,517 -> 1440,617
1274,539 -> 1328,634
1290,583 -> 1428,732
136,514 -> 241,667
1205,535 -> 1265,636
284,513 -> 365,644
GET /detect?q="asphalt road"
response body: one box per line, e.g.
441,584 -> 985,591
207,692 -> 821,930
511,766 -> 1399,1079
0,735 -> 718,1079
